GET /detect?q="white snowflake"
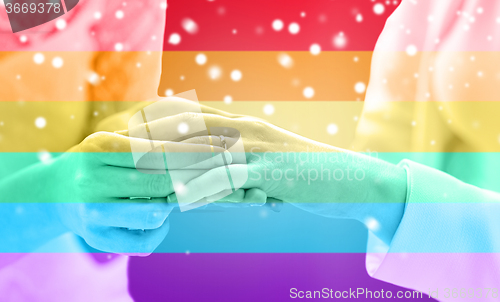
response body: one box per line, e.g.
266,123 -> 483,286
303,87 -> 314,99
35,117 -> 46,129
224,95 -> 233,104
33,53 -> 45,64
277,53 -> 293,68
114,43 -> 124,51
177,122 -> 189,134
373,3 -> 385,15
195,53 -> 207,65
115,10 -> 124,19
168,33 -> 181,45
406,44 -> 417,56
354,82 -> 366,94
333,32 -> 347,48
182,18 -> 198,34
272,19 -> 283,31
55,19 -> 66,30
288,23 -> 300,34
230,70 -> 242,82
52,57 -> 63,69
263,104 -> 275,115
364,217 -> 380,232
208,66 -> 222,80
309,44 -> 321,55
327,124 -> 338,135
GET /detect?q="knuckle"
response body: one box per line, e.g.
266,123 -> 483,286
180,111 -> 200,119
145,213 -> 161,229
81,202 -> 101,220
140,237 -> 157,254
194,136 -> 209,145
176,112 -> 200,125
74,173 -> 93,193
213,166 -> 228,179
145,208 -> 170,229
80,226 -> 101,249
148,174 -> 169,196
81,132 -> 108,152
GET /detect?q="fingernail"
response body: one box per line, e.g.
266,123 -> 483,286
147,211 -> 159,227
222,150 -> 232,164
266,199 -> 283,213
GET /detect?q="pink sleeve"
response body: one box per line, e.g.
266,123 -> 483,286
92,0 -> 166,51
0,0 -> 166,51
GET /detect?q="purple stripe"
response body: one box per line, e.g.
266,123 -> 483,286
128,253 -> 436,301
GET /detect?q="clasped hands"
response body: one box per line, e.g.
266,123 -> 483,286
50,99 -> 292,255
50,97 -> 406,255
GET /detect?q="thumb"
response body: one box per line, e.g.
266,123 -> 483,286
176,164 -> 262,206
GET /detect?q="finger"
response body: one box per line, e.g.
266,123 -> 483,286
179,136 -> 247,165
138,97 -> 205,122
244,188 -> 268,206
94,166 -> 222,198
162,148 -> 233,170
84,131 -> 231,170
132,96 -> 237,123
80,132 -> 159,169
118,113 -> 242,139
179,136 -> 238,148
166,192 -> 216,212
210,188 -> 267,207
87,198 -> 174,230
200,104 -> 239,117
206,189 -> 242,205
97,142 -> 231,170
94,166 -> 173,197
178,164 -> 259,205
84,220 -> 170,255
265,198 -> 284,212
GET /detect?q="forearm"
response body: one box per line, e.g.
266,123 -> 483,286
273,148 -> 407,246
0,160 -> 66,253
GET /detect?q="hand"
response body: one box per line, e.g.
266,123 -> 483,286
95,95 -> 252,133
119,112 -> 332,201
49,131 -> 229,255
113,101 -> 272,210
120,112 -> 407,245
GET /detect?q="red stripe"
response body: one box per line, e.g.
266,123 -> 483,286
164,0 -> 399,51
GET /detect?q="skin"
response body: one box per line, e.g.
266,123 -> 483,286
121,112 -> 408,245
0,98 -> 405,256
0,99 -> 267,255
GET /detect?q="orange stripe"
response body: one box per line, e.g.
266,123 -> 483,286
159,51 -> 371,101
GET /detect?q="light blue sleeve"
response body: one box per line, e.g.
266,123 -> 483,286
367,160 -> 500,301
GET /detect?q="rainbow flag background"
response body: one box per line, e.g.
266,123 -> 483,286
7,0 -> 500,300
129,1 -> 427,301
0,0 -> 432,301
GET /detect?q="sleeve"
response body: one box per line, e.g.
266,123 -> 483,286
367,160 -> 500,301
358,0 -> 500,298
86,0 -> 166,133
354,0 -> 460,154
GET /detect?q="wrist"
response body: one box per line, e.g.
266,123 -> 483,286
36,157 -> 70,235
357,160 -> 407,245
45,155 -> 72,233
0,158 -> 69,252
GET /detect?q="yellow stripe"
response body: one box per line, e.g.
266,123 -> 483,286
2,101 -> 499,152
